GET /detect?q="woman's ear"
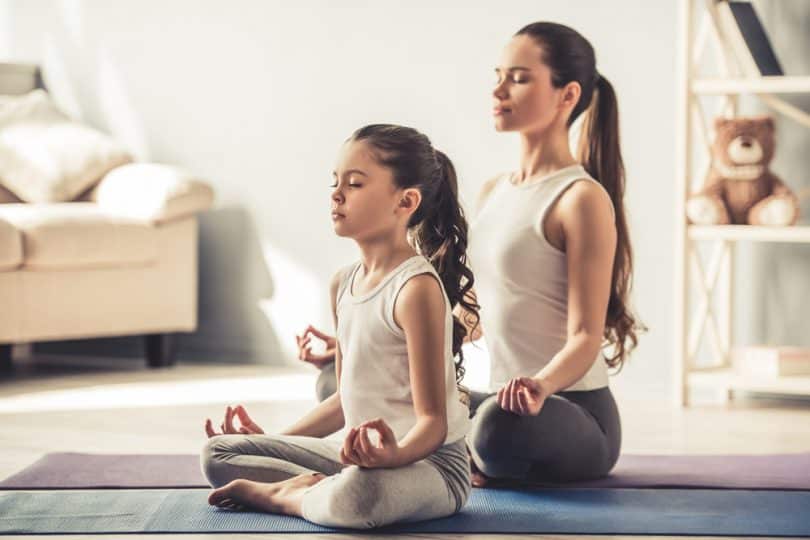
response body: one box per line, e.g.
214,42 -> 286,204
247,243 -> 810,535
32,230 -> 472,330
560,81 -> 582,109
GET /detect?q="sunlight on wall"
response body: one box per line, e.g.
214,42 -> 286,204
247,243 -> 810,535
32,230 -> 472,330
462,339 -> 491,392
41,35 -> 82,119
97,47 -> 150,160
57,0 -> 83,45
258,242 -> 324,361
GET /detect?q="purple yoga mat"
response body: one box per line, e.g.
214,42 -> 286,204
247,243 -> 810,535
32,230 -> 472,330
1,451 -> 809,490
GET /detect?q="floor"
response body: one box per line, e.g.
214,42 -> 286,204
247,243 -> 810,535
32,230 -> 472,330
1,353 -> 809,540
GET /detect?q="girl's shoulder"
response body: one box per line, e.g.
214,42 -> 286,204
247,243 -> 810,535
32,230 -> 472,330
392,271 -> 447,332
330,261 -> 361,306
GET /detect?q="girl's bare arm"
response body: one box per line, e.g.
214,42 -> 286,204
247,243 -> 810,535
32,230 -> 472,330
390,274 -> 451,466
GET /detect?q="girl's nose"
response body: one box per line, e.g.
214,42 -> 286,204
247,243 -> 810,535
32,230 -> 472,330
493,81 -> 508,100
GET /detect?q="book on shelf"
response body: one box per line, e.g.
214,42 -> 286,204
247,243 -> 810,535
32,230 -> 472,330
713,0 -> 784,77
734,346 -> 810,377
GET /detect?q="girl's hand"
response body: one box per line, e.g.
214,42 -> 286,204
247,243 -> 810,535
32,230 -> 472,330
340,418 -> 401,469
497,377 -> 550,416
204,405 -> 265,438
295,325 -> 337,369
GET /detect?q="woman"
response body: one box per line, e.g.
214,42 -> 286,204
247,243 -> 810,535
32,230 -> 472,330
464,21 -> 642,486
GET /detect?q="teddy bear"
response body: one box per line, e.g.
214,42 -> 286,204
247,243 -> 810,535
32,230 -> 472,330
686,116 -> 800,226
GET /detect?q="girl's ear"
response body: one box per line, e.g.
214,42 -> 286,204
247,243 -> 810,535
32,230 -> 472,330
398,188 -> 422,216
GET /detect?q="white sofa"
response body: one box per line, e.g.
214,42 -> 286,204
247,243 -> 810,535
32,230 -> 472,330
0,64 -> 214,370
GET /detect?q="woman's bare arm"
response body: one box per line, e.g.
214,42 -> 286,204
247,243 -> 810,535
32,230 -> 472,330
533,180 -> 616,393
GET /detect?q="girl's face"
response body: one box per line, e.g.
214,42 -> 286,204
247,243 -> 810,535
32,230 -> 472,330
492,35 -> 574,134
330,139 -> 417,241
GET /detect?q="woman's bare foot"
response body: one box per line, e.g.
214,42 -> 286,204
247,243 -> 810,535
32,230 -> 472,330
470,460 -> 492,487
208,473 -> 325,516
466,443 -> 491,488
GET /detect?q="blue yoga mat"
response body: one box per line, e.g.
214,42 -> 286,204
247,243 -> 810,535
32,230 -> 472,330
1,488 -> 809,536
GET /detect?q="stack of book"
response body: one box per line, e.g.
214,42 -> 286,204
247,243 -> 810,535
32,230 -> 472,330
714,0 -> 783,77
735,346 -> 810,377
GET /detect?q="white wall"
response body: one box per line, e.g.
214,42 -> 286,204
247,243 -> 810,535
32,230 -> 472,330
3,0 -> 678,395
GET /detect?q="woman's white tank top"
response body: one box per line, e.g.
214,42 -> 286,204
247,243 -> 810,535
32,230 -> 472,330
467,164 -> 611,392
335,255 -> 470,444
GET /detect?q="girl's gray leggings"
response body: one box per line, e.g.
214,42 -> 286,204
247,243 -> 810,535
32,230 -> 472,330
200,434 -> 471,529
315,362 -> 621,483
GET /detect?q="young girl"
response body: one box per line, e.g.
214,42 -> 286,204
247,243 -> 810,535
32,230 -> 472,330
200,124 -> 479,529
462,21 -> 644,486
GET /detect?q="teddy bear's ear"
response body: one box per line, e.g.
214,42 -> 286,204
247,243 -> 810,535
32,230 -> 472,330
762,116 -> 775,130
714,117 -> 729,131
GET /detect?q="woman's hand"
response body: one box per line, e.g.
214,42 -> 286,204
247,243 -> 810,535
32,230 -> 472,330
340,418 -> 401,469
497,377 -> 550,416
295,325 -> 337,369
204,405 -> 265,438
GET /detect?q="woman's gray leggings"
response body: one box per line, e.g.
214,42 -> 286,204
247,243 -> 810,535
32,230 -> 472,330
315,362 -> 621,483
200,434 -> 471,529
467,387 -> 621,482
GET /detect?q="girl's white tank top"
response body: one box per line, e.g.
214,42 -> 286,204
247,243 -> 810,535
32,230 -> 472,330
336,255 -> 470,444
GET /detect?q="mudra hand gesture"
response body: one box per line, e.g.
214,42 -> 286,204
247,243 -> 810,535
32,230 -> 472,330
340,418 -> 401,469
205,404 -> 265,437
497,377 -> 550,416
295,325 -> 337,368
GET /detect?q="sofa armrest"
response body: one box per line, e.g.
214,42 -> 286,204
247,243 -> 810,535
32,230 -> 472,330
90,163 -> 214,223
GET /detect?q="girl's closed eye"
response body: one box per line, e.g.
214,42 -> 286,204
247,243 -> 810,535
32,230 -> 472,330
329,182 -> 363,188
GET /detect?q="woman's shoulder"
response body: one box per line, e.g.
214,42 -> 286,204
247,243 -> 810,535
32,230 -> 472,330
475,172 -> 510,213
557,176 -> 616,227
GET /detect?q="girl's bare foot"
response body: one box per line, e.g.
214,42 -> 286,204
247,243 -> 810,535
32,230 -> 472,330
208,473 -> 325,515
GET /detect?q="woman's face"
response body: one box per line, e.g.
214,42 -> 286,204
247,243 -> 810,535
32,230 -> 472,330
492,35 -> 569,134
330,139 -> 409,241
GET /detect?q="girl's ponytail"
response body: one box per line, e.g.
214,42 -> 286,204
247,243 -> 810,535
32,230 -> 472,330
411,150 -> 480,381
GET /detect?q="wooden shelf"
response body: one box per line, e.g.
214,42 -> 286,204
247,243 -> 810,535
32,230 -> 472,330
689,368 -> 810,396
693,76 -> 810,95
688,225 -> 810,243
674,0 -> 810,406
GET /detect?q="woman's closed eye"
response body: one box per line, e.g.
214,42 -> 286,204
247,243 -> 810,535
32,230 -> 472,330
329,183 -> 363,188
495,71 -> 530,85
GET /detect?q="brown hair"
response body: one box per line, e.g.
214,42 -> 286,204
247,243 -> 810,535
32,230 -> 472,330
516,22 -> 646,370
350,124 -> 481,381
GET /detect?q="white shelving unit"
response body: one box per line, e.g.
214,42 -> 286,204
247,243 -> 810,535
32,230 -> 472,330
674,0 -> 810,406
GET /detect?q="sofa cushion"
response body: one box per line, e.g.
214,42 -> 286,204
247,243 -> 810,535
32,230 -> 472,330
0,216 -> 22,271
0,203 -> 157,270
90,163 -> 215,223
0,90 -> 133,202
